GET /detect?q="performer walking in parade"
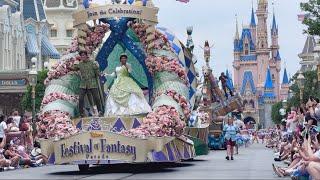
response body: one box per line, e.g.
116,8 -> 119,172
72,51 -> 103,117
223,116 -> 239,160
234,115 -> 245,154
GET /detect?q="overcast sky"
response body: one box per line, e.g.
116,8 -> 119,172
153,0 -> 308,79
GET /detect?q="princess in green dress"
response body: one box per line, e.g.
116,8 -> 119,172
104,54 -> 152,116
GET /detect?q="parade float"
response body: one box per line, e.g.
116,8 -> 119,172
38,1 -> 200,171
194,42 -> 243,150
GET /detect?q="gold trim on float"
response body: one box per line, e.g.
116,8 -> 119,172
73,4 -> 159,27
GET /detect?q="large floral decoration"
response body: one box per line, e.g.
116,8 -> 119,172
121,105 -> 185,138
130,23 -> 189,85
162,90 -> 191,119
39,24 -> 109,139
37,110 -> 77,139
41,92 -> 79,108
119,22 -> 190,138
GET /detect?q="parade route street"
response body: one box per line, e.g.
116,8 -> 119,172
0,143 -> 285,179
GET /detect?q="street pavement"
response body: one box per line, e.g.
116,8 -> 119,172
0,143 -> 284,179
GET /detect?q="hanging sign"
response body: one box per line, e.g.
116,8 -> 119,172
73,4 -> 159,27
0,79 -> 27,86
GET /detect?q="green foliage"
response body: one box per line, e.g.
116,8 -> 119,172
300,1 -> 320,35
271,102 -> 283,124
21,70 -> 48,112
288,70 -> 319,106
272,70 -> 319,124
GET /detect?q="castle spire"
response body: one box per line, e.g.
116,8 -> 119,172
271,12 -> 278,34
234,14 -> 240,40
264,67 -> 274,89
250,6 -> 256,27
282,68 -> 289,85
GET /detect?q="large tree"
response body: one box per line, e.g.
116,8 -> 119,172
301,0 -> 320,35
271,70 -> 319,124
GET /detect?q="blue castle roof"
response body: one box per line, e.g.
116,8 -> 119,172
264,68 -> 274,89
282,68 -> 289,85
235,28 -> 255,53
264,68 -> 276,99
250,7 -> 256,27
240,71 -> 256,95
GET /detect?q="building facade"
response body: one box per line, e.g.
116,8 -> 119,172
0,0 -> 60,114
0,1 -> 27,114
298,35 -> 317,72
44,0 -> 79,53
233,0 -> 289,128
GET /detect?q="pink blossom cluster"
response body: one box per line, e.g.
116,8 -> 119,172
44,24 -> 109,85
129,23 -> 188,85
145,56 -> 188,85
41,92 -> 79,108
44,57 -> 79,85
130,23 -> 172,51
37,110 -> 78,139
198,111 -> 210,124
121,105 -> 186,138
83,24 -> 109,55
64,37 -> 79,54
163,90 -> 191,119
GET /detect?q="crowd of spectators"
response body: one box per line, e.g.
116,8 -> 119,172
0,110 -> 47,171
267,96 -> 320,179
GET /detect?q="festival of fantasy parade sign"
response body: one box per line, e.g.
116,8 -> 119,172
49,131 -> 174,164
73,4 -> 159,27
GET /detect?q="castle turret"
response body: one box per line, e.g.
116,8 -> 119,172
233,17 -> 241,91
271,13 -> 279,59
256,0 -> 268,51
250,7 -> 257,44
256,0 -> 269,89
262,67 -> 276,128
233,17 -> 240,60
280,67 -> 289,100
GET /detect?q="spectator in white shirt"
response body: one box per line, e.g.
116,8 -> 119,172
0,115 -> 7,143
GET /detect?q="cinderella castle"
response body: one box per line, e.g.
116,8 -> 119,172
232,0 -> 289,128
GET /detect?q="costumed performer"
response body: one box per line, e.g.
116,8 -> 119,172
104,53 -> 152,116
71,51 -> 104,117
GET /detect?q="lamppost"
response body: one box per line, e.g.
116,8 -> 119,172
28,57 -> 38,133
313,39 -> 320,89
297,71 -> 305,103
